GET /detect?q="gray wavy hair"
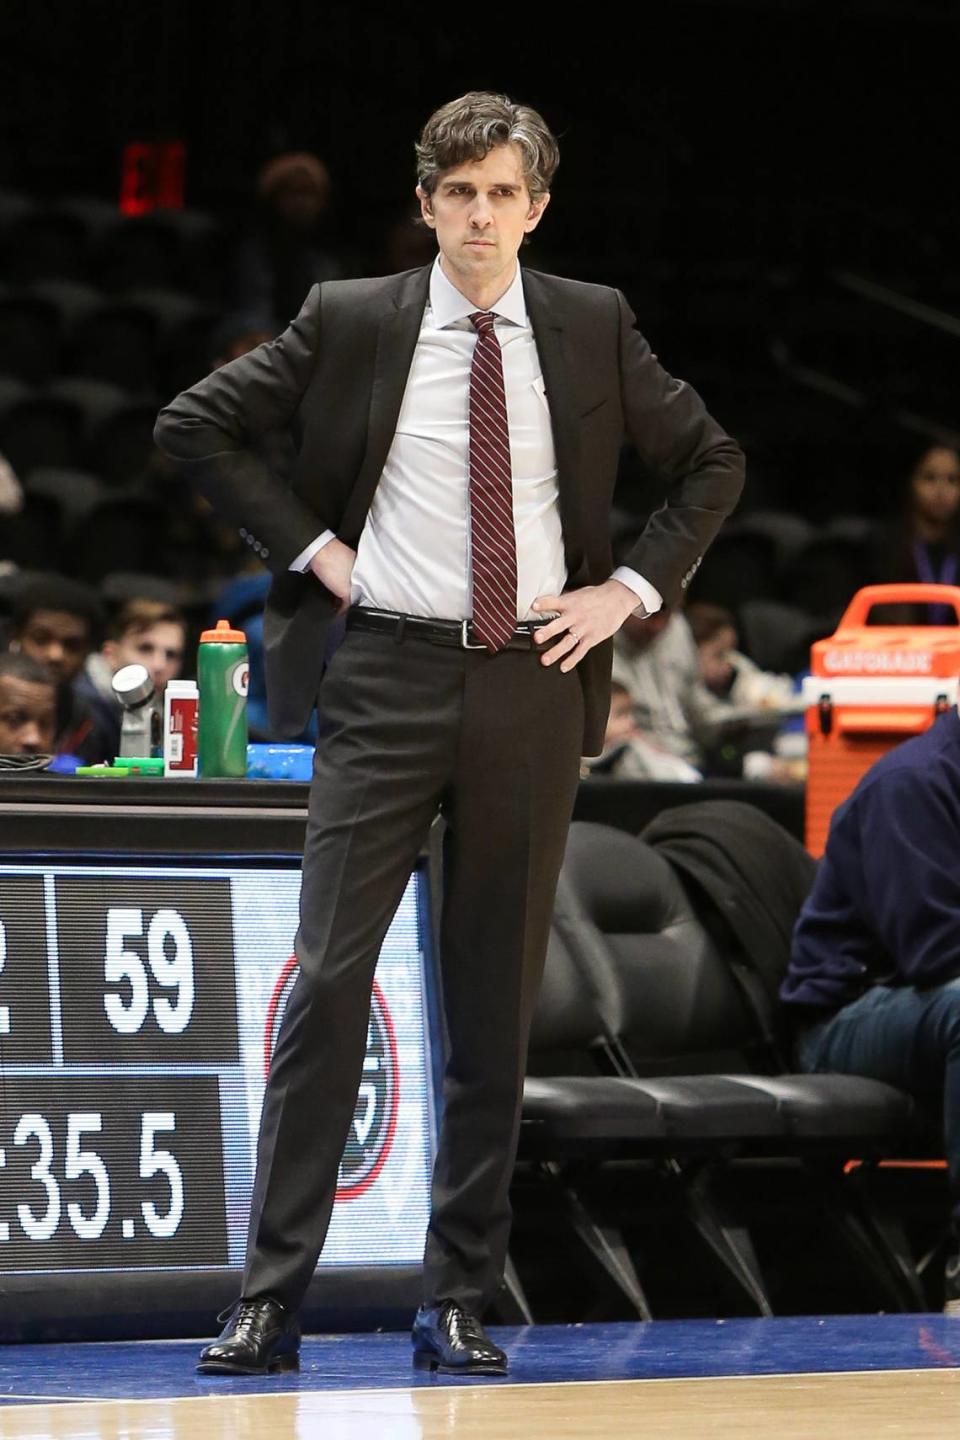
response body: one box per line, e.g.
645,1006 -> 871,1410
415,92 -> 560,203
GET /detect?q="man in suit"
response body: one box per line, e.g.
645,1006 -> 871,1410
155,91 -> 744,1376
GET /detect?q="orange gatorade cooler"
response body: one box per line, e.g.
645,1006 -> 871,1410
803,583 -> 960,856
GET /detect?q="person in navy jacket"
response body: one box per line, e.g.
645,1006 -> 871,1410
782,706 -> 960,1311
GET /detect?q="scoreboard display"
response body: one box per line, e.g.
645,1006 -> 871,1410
0,853 -> 439,1338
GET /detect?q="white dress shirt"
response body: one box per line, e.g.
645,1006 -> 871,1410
290,256 -> 661,621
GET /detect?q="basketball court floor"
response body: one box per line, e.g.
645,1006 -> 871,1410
2,1314 -> 958,1439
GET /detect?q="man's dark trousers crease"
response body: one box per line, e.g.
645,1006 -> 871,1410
243,627 -> 584,1313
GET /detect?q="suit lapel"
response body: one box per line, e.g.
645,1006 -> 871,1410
522,268 -> 583,573
339,264 -> 431,545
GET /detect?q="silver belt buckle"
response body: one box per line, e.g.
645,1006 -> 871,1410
460,620 -> 488,649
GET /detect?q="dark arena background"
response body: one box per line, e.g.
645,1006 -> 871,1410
1,3 -> 960,1437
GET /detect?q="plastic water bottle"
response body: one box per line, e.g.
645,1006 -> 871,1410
163,679 -> 199,777
197,620 -> 249,778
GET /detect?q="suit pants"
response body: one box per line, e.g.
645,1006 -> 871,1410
242,623 -> 585,1313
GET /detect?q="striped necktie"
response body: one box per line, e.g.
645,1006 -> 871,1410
468,310 -> 518,651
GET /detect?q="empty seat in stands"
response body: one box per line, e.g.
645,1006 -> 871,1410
783,533 -> 874,624
737,598 -> 826,674
0,394 -> 84,474
23,467 -> 105,529
85,401 -> 161,487
732,509 -> 813,570
31,278 -> 102,332
68,300 -> 159,391
93,215 -> 183,293
4,209 -> 90,284
0,492 -> 65,570
0,190 -> 34,234
0,294 -> 62,385
47,375 -> 128,423
0,375 -> 32,420
68,497 -> 167,583
55,196 -> 122,247
127,289 -> 217,395
687,528 -> 780,609
99,571 -> 184,607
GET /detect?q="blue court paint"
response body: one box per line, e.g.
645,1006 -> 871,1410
1,1316 -> 958,1406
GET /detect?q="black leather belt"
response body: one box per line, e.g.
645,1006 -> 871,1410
346,607 -> 554,651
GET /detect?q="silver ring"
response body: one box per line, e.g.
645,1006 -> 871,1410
569,629 -> 580,642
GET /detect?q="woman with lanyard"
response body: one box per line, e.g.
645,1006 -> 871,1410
873,443 -> 960,625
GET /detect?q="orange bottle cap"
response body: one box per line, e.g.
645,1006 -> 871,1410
199,618 -> 247,644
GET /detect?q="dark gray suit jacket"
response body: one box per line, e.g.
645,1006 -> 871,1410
154,263 -> 744,754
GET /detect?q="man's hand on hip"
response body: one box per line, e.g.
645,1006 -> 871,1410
532,580 -> 641,671
308,538 -> 356,614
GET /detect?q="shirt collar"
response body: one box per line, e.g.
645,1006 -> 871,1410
429,254 -> 528,328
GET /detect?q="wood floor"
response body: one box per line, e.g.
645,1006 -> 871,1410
3,1370 -> 960,1440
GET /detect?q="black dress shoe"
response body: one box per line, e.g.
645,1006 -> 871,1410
197,1298 -> 300,1375
411,1299 -> 508,1375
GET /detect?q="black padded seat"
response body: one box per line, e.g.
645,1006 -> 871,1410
515,819 -> 925,1320
725,1074 -> 915,1140
522,907 -> 667,1152
559,827 -> 760,1070
522,1076 -> 664,1145
628,1076 -> 783,1140
557,823 -> 917,1150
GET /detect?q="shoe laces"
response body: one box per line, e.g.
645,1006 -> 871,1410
441,1301 -> 486,1343
218,1298 -> 280,1333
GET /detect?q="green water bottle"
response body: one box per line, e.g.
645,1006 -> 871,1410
198,619 -> 249,778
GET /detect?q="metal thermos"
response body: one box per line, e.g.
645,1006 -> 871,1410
197,620 -> 248,778
111,664 -> 162,759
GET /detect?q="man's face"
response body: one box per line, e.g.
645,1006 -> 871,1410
0,675 -> 56,754
16,609 -> 92,684
105,622 -> 185,695
417,143 -> 549,292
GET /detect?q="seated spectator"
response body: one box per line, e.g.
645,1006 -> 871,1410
612,606 -> 735,768
873,443 -> 960,624
0,652 -> 56,756
583,680 -> 701,782
232,151 -> 343,332
75,598 -> 187,760
8,577 -> 113,762
781,705 -> 960,1312
686,602 -> 801,712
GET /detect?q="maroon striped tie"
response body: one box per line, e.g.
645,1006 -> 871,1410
468,310 -> 518,652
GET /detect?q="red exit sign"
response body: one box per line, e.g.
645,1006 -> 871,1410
120,142 -> 185,216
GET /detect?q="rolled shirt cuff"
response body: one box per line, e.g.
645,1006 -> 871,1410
288,529 -> 337,573
611,565 -> 663,618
